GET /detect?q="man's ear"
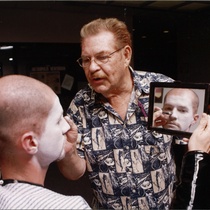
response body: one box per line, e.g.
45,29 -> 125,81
123,45 -> 132,67
190,114 -> 200,128
21,132 -> 38,154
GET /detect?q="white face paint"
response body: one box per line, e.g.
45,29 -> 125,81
163,90 -> 198,132
36,96 -> 70,167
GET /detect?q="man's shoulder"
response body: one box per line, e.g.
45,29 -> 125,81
0,183 -> 90,209
71,84 -> 96,107
135,69 -> 170,77
131,69 -> 174,94
133,69 -> 174,82
74,84 -> 93,98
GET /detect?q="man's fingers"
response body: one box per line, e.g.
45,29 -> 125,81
196,113 -> 208,131
64,116 -> 78,131
154,106 -> 162,112
188,113 -> 210,153
182,138 -> 189,142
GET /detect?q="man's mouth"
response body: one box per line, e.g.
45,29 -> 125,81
93,77 -> 101,81
91,77 -> 104,83
165,123 -> 179,129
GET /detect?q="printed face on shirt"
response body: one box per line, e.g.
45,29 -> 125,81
81,31 -> 129,96
162,89 -> 199,132
37,96 -> 70,167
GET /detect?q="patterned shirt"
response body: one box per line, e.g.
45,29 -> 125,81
0,182 -> 91,209
68,68 -> 175,209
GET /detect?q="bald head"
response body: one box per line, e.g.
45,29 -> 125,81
0,75 -> 56,150
164,88 -> 199,114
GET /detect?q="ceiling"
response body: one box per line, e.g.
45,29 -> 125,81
72,1 -> 210,13
1,1 -> 210,14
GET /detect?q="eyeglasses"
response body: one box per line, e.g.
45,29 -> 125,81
77,47 -> 124,68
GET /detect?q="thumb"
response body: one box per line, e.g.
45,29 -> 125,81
64,115 -> 78,143
196,113 -> 208,132
64,116 -> 77,131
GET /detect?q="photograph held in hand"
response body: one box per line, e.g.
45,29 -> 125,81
148,82 -> 210,138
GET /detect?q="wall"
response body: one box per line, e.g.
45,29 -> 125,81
177,12 -> 210,83
0,2 -> 133,43
1,2 -> 210,83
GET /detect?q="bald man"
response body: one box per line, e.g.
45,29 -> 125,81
162,88 -> 200,132
0,75 -> 90,209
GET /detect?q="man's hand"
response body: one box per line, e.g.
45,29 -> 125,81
57,115 -> 86,180
153,106 -> 168,127
63,116 -> 78,156
188,113 -> 210,153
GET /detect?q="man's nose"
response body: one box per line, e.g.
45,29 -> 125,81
89,58 -> 100,71
170,109 -> 178,118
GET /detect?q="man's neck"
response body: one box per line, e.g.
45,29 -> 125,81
1,179 -> 44,187
0,164 -> 47,186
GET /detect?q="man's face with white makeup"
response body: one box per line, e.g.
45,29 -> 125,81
37,96 -> 70,167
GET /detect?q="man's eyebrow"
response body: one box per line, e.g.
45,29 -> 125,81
163,104 -> 173,108
95,50 -> 109,55
81,50 -> 108,57
178,106 -> 189,110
